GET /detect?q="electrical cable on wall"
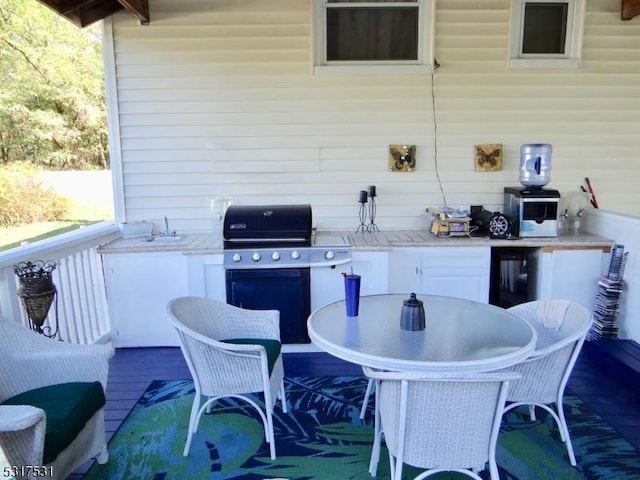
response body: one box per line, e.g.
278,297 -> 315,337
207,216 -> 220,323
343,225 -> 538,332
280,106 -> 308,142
430,62 -> 447,207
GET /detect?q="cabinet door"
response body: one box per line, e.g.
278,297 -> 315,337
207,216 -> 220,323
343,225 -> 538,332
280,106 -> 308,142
421,247 -> 491,302
353,251 -> 389,295
310,251 -> 389,311
389,247 -> 490,302
104,253 -> 189,347
421,269 -> 489,302
388,249 -> 422,293
538,248 -> 604,309
203,254 -> 226,301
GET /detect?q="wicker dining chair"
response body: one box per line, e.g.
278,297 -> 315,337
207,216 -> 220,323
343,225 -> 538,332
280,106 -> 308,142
167,296 -> 287,460
363,367 -> 519,480
502,299 -> 593,466
0,316 -> 114,480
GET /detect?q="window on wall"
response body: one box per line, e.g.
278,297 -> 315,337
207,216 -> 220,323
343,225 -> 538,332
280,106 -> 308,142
313,0 -> 435,75
509,0 -> 585,69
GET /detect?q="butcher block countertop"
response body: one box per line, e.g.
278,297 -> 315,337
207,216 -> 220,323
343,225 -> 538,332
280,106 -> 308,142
98,230 -> 614,254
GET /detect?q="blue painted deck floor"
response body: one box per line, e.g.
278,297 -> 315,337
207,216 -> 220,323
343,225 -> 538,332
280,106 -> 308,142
70,342 -> 640,478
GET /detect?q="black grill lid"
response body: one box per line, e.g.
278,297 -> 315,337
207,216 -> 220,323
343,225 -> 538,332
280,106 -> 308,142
223,204 -> 312,245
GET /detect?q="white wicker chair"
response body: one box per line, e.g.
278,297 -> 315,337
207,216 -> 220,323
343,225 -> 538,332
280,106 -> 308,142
0,316 -> 114,480
167,296 -> 287,460
363,367 -> 519,480
502,299 -> 593,466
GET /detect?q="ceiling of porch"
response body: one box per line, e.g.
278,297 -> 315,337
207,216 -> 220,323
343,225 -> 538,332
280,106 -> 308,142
35,0 -> 149,28
35,0 -> 640,28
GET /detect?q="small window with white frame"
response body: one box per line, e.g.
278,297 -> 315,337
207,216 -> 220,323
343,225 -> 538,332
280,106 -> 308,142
313,0 -> 435,75
509,0 -> 585,69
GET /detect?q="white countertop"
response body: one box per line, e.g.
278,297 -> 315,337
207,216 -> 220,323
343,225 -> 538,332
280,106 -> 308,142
343,230 -> 613,250
97,230 -> 614,254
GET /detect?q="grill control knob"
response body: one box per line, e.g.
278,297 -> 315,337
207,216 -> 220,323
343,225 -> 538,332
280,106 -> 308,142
325,250 -> 335,261
232,253 -> 242,263
252,252 -> 261,262
271,252 -> 280,261
291,250 -> 300,260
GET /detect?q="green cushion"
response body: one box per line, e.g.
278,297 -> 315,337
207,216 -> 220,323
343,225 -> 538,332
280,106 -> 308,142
222,338 -> 281,375
1,381 -> 105,464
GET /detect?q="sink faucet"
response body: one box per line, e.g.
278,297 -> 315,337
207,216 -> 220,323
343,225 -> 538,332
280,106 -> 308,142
160,216 -> 176,237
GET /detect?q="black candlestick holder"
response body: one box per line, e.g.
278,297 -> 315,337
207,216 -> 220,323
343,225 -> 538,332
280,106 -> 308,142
356,190 -> 368,233
367,185 -> 379,232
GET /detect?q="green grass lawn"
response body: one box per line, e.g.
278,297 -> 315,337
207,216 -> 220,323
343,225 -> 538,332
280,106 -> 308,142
0,196 -> 113,252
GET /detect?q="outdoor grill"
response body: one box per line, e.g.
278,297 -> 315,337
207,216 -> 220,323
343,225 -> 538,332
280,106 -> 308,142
222,204 -> 351,343
224,204 -> 312,245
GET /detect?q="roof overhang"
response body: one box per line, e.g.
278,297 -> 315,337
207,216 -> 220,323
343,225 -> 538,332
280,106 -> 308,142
622,0 -> 640,20
35,0 -> 149,28
34,0 -> 639,28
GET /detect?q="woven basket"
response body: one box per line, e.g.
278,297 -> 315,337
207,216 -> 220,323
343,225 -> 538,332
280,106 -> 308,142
16,275 -> 55,295
17,287 -> 56,327
14,260 -> 58,329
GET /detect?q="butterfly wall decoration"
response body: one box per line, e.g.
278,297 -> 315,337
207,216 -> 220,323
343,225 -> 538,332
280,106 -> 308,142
475,144 -> 503,172
389,144 -> 417,172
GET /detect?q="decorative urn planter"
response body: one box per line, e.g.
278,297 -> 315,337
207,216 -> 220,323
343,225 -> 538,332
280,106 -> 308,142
13,260 -> 58,337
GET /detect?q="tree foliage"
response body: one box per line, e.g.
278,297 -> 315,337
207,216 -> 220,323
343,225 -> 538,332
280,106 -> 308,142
0,0 -> 108,170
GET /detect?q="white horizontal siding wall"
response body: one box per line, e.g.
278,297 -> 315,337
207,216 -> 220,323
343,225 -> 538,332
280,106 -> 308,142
107,0 -> 640,232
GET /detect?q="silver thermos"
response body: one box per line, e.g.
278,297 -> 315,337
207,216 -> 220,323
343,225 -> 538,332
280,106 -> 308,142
400,293 -> 425,331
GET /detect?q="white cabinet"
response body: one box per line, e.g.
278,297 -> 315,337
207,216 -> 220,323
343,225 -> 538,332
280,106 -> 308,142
101,243 -> 606,347
203,254 -> 226,302
310,251 -> 389,311
535,247 -> 605,309
103,252 -> 190,347
389,247 -> 491,303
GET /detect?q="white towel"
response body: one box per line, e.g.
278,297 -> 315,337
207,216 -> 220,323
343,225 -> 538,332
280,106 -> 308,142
537,300 -> 572,330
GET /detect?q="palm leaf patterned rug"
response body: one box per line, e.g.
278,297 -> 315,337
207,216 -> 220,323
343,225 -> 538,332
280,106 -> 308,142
85,376 -> 640,480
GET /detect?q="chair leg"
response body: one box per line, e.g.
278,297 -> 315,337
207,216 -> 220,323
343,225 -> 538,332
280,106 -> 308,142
556,400 -> 577,466
368,380 -> 381,476
368,424 -> 383,476
265,402 -> 276,460
184,394 -> 201,456
487,453 -> 499,480
392,450 -> 404,480
360,378 -> 375,419
387,451 -> 396,480
96,446 -> 109,464
512,401 -> 577,467
279,381 -> 288,413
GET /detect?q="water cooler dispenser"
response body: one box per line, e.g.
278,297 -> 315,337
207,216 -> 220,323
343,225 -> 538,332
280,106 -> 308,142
503,143 -> 560,238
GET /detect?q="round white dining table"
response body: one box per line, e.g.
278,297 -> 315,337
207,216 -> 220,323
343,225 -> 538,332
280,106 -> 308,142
307,294 -> 537,372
